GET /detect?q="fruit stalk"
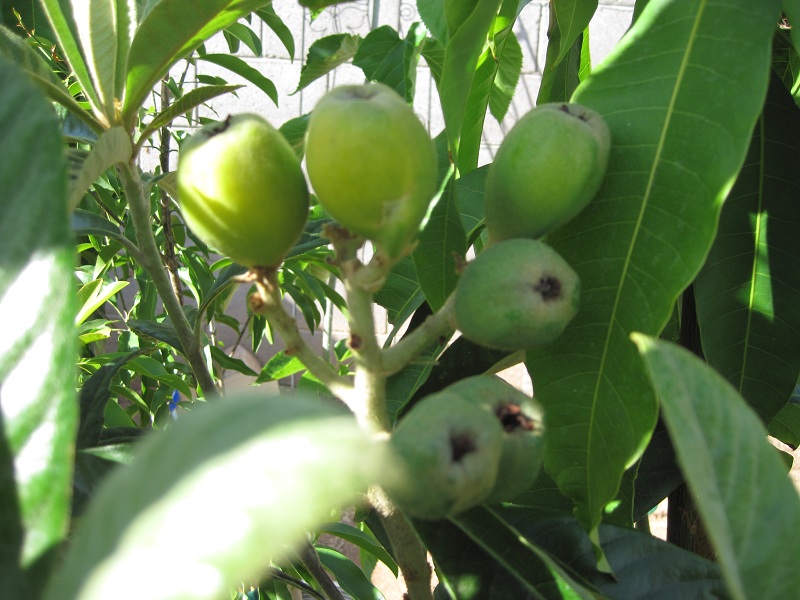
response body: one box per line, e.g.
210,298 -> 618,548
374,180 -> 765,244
381,294 -> 456,375
120,162 -> 219,397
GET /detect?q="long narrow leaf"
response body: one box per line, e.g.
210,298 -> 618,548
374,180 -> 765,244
694,73 -> 800,423
70,0 -> 136,117
634,334 -> 800,600
196,53 -> 278,105
123,0 -> 269,124
41,0 -> 103,116
525,0 -> 780,549
138,83 -> 242,142
438,0 -> 503,163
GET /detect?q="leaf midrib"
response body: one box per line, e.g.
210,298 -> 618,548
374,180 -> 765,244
586,0 -> 709,512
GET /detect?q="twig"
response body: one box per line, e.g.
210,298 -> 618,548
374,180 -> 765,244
120,162 -> 218,397
296,540 -> 347,600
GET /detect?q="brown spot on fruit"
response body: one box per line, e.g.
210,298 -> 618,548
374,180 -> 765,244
450,432 -> 477,463
496,403 -> 536,433
534,275 -> 562,301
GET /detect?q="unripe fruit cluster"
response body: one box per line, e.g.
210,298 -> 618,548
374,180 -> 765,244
385,376 -> 545,520
176,83 -> 438,270
452,102 -> 609,351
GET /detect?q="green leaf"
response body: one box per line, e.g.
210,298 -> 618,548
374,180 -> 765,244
256,350 -> 309,383
438,0 -> 503,164
75,278 -> 129,326
196,53 -> 278,105
418,0 -> 448,42
633,334 -> 800,600
768,399 -> 800,447
44,393 -> 395,600
414,507 -> 602,599
317,522 -> 398,576
488,28 -> 522,122
525,0 -> 780,545
70,0 -> 136,116
209,345 -> 258,377
374,256 -> 423,325
256,4 -> 295,58
694,73 -> 800,423
40,0 -> 104,116
77,351 -> 149,449
72,208 -> 129,244
279,113 -> 310,159
551,0 -> 598,67
224,21 -> 262,55
413,173 -> 467,311
69,126 -> 132,210
123,0 -> 269,125
297,0 -> 350,9
353,23 -> 426,102
138,83 -> 243,142
458,2 -> 521,172
537,5 -> 590,104
0,55 -> 76,592
316,547 -> 384,600
294,33 -> 361,94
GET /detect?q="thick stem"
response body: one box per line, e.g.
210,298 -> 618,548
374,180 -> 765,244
343,272 -> 391,434
370,488 -> 433,600
120,162 -> 218,397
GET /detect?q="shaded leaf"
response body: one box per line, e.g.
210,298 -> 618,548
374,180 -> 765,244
413,173 -> 466,311
353,23 -> 426,103
550,0 -> 597,67
77,351 -> 149,449
414,507 -> 603,599
694,72 -> 800,423
459,1 -> 522,171
437,0 -> 503,163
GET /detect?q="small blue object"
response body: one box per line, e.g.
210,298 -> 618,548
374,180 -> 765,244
168,390 -> 180,419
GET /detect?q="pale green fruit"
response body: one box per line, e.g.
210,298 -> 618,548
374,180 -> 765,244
386,391 -> 504,520
453,239 -> 580,351
485,103 -> 610,242
305,83 -> 438,258
177,114 -> 309,268
444,376 -> 545,503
